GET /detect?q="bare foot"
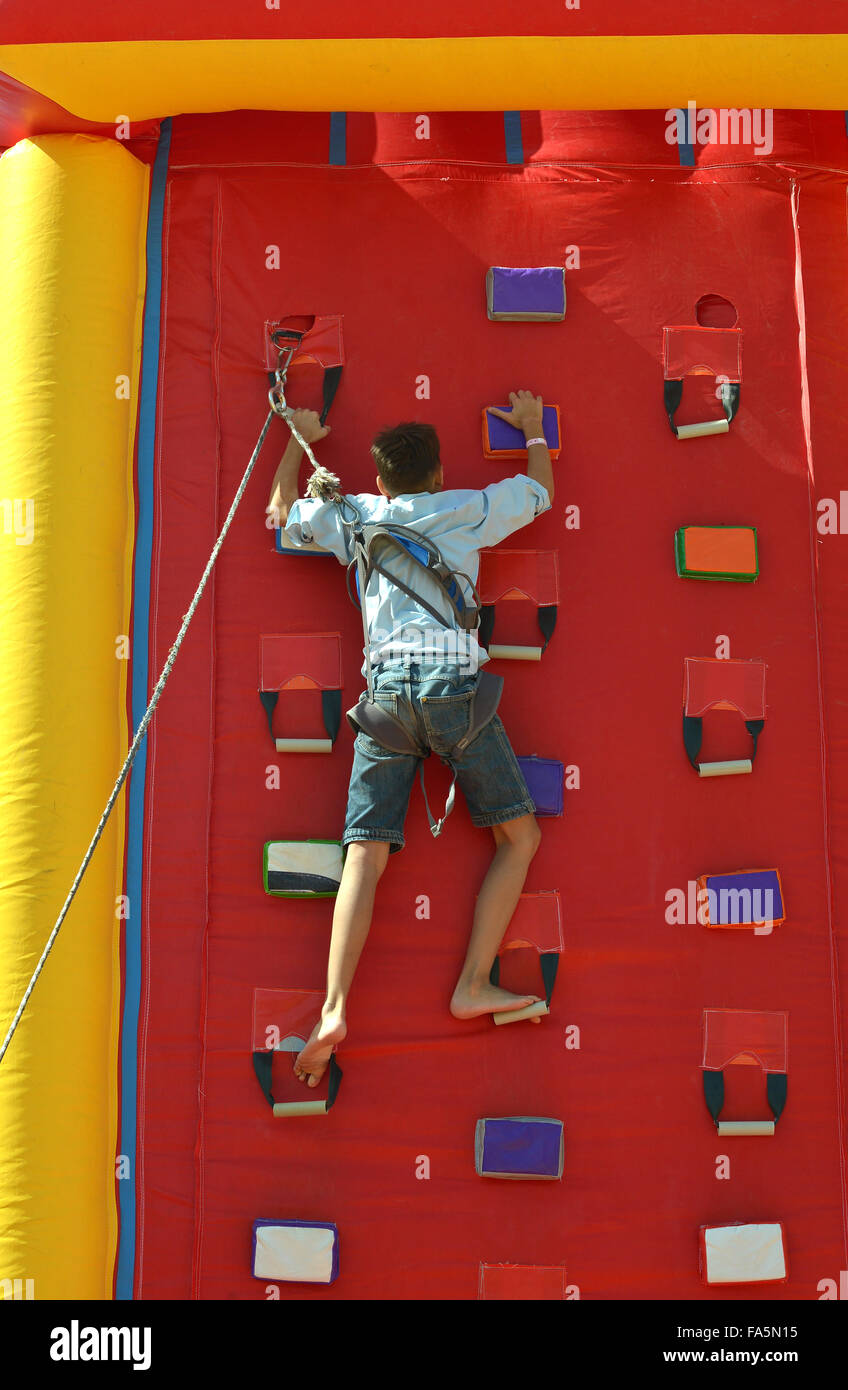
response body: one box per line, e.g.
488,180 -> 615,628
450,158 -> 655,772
294,1012 -> 347,1087
450,981 -> 542,1022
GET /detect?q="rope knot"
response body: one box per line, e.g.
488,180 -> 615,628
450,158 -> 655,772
306,465 -> 344,504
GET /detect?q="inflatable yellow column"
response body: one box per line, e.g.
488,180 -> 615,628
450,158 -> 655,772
0,134 -> 148,1299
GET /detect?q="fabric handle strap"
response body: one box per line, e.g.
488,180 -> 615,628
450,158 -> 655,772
702,1069 -> 787,1127
683,714 -> 764,771
665,379 -> 740,437
268,329 -> 342,428
259,688 -> 341,745
479,602 -> 557,654
489,949 -> 558,1006
253,1049 -> 343,1112
320,365 -> 342,425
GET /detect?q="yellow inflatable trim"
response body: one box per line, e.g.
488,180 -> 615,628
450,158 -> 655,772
0,134 -> 149,1299
1,35 -> 848,121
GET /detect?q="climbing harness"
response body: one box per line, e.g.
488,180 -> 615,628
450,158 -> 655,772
343,513 -> 504,837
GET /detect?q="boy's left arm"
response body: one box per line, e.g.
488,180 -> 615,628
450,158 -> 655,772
266,408 -> 330,529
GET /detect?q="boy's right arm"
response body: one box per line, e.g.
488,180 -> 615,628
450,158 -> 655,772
266,407 -> 331,529
487,390 -> 555,502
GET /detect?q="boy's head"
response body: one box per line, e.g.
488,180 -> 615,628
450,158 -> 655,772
371,421 -> 443,497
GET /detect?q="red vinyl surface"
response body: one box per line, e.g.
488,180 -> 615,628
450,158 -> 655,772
2,3 -> 845,43
134,111 -> 848,1299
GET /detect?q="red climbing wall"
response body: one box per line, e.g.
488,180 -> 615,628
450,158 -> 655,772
134,110 -> 848,1299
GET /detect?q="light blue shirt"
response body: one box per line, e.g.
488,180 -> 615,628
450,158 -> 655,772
283,475 -> 550,671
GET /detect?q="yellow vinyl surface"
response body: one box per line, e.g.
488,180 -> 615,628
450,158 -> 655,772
0,134 -> 148,1298
1,35 -> 848,121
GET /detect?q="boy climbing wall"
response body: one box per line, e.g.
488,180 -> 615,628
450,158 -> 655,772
266,391 -> 555,1088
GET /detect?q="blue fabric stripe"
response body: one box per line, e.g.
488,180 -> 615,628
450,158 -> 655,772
672,107 -> 696,166
504,111 -> 524,165
329,112 -> 347,165
115,116 -> 172,1301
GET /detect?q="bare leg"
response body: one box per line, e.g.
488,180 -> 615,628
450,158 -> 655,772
294,840 -> 391,1086
450,814 -> 542,1019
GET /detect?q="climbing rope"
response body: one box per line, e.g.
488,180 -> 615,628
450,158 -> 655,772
267,330 -> 344,506
0,337 -> 331,1066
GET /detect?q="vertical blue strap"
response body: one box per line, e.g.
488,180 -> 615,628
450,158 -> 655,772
116,115 -> 172,1301
504,111 -> 524,165
672,106 -> 696,167
844,112 -> 848,139
329,112 -> 347,166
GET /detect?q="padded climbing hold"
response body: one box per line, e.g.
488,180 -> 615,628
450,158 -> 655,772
489,891 -> 562,1026
482,405 -> 562,459
478,549 -> 559,660
252,987 -> 343,1116
264,313 -> 345,425
486,266 -> 566,321
699,1222 -> 787,1286
683,656 -> 766,775
258,633 -> 342,752
263,840 -> 344,897
275,528 -> 332,557
475,1117 -> 564,1180
675,526 -> 758,582
697,868 -> 784,929
663,323 -> 742,438
251,1219 -> 339,1284
517,756 -> 564,816
701,1009 -> 788,1136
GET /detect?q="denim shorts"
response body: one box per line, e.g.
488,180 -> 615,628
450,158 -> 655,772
343,659 -> 536,853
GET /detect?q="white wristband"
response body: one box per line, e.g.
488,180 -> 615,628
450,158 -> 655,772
524,436 -> 547,448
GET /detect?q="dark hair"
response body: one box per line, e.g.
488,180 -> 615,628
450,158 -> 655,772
370,421 -> 440,494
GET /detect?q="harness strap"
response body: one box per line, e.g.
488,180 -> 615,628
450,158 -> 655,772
346,670 -> 504,837
418,761 -> 457,838
343,504 -> 501,838
421,671 -> 503,834
365,548 -> 466,632
359,524 -> 480,632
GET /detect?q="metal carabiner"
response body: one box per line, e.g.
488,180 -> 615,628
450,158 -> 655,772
267,367 -> 289,419
267,327 -> 304,418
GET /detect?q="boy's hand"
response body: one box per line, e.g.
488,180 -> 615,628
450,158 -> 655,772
488,390 -> 544,436
286,406 -> 331,445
